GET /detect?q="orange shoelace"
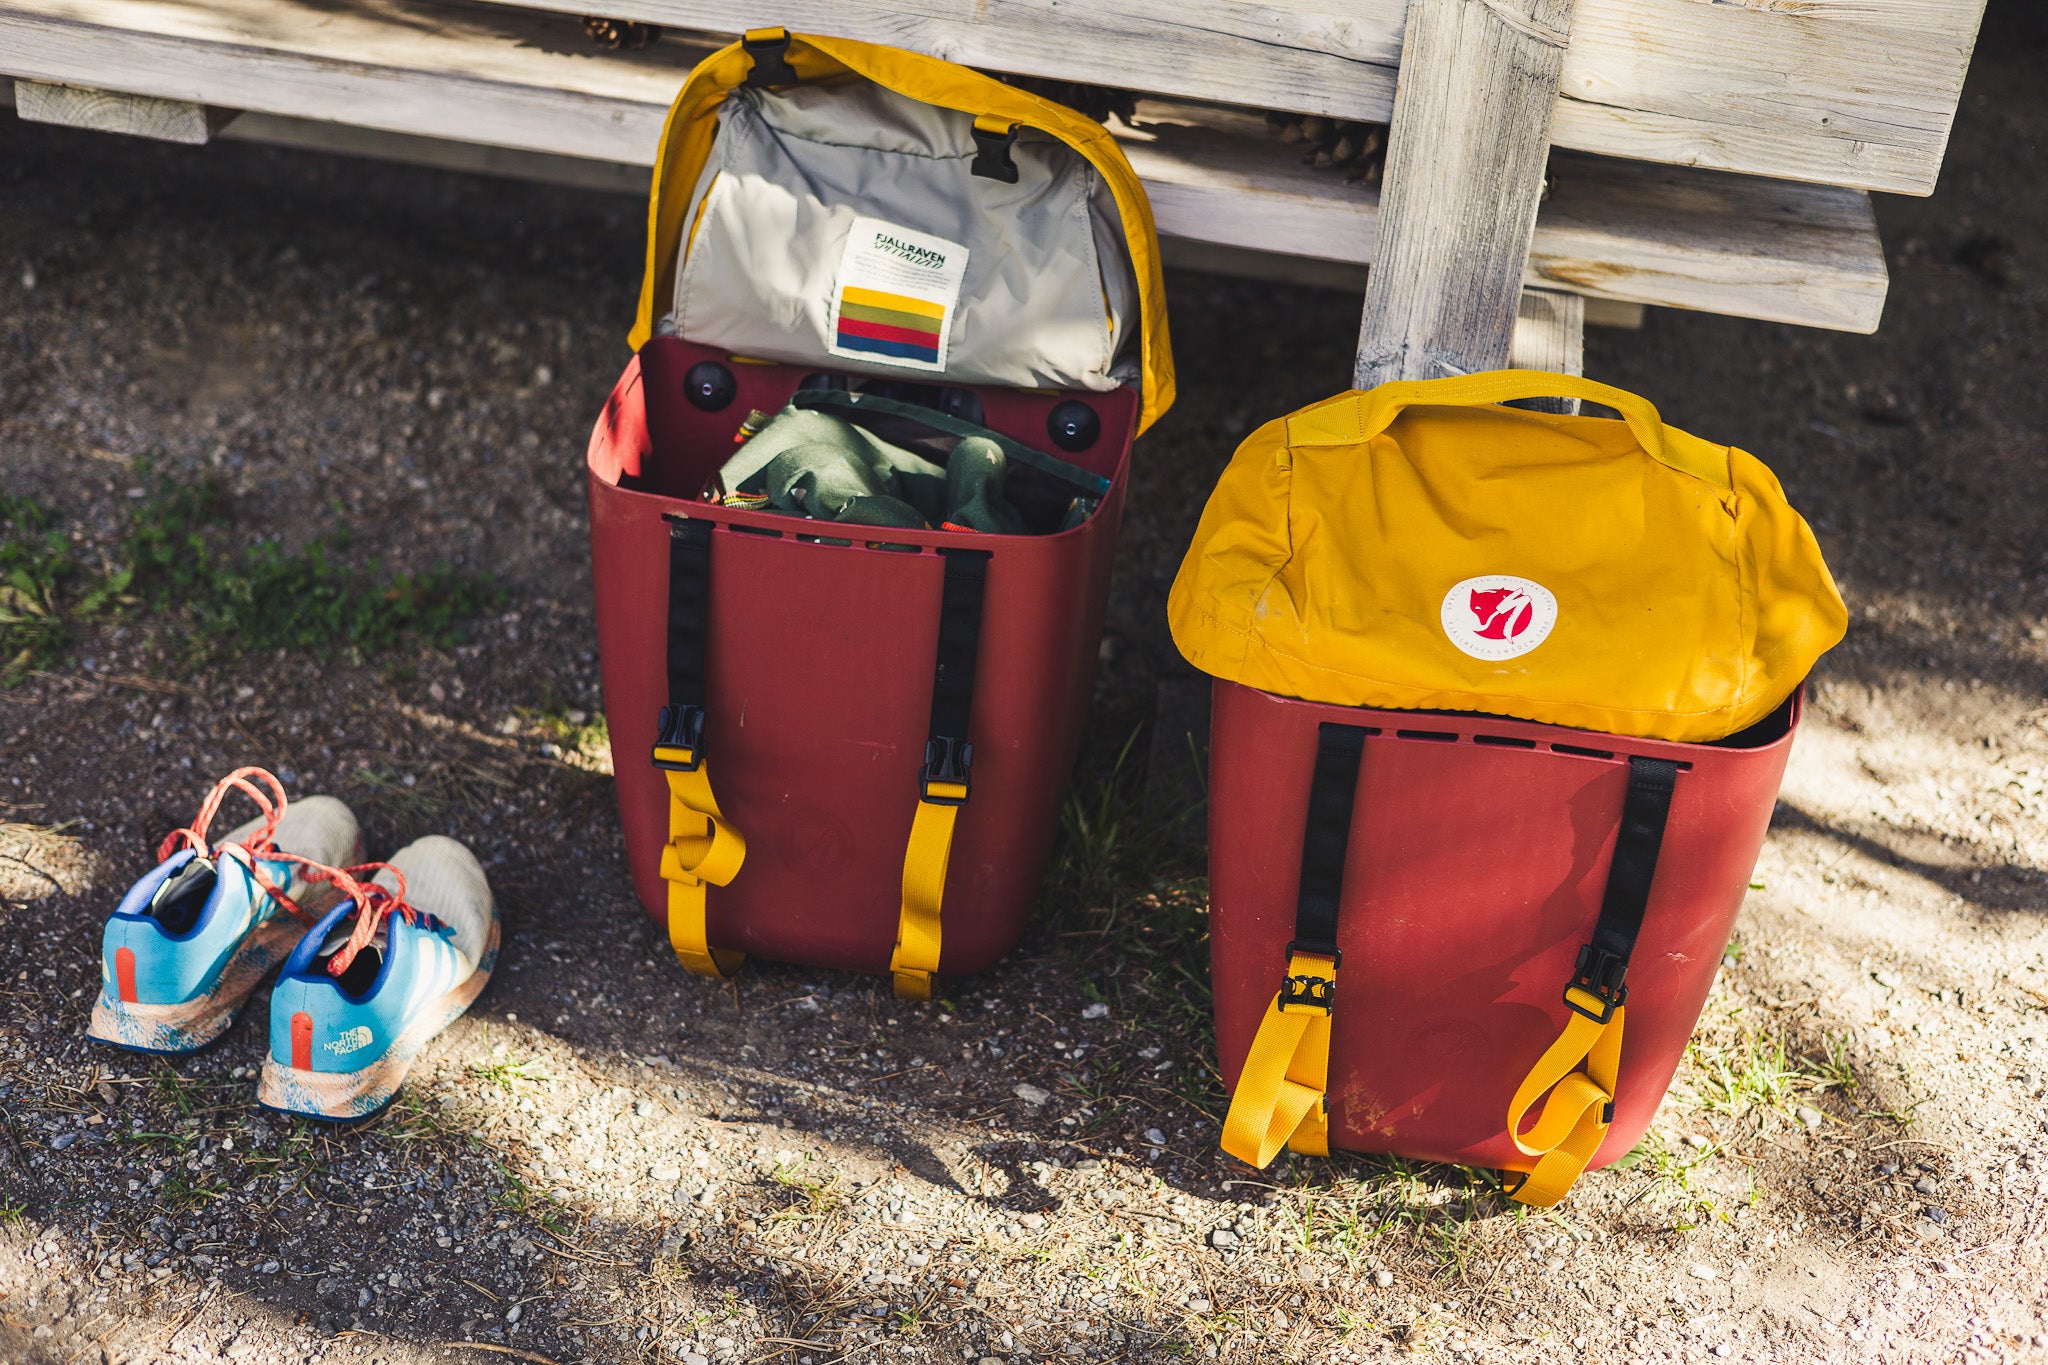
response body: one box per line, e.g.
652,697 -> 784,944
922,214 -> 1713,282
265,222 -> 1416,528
304,859 -> 423,980
156,767 -> 315,924
159,766 -> 423,978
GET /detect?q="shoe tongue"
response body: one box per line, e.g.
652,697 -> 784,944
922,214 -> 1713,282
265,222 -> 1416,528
319,906 -> 390,958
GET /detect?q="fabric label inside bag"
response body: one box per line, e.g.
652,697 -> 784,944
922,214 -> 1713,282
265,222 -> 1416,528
827,216 -> 970,373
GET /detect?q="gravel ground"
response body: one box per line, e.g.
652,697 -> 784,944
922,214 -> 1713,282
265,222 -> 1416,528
3,7 -> 2047,1365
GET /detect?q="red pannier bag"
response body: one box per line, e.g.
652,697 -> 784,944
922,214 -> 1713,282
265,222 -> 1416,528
585,29 -> 1172,999
1207,681 -> 1799,1205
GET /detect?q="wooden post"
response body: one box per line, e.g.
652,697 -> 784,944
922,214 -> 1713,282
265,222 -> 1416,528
1354,0 -> 1576,387
14,79 -> 237,145
1507,287 -> 1583,412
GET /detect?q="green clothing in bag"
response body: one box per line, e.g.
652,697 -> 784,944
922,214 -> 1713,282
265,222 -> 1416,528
714,392 -> 1099,534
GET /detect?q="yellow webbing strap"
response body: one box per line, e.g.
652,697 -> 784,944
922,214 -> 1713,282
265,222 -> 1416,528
1504,989 -> 1625,1207
890,779 -> 968,1000
655,747 -> 746,979
1221,952 -> 1337,1167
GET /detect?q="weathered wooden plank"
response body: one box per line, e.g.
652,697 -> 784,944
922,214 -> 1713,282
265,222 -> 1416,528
1554,0 -> 1985,197
1528,152 -> 1887,332
482,0 -> 1983,193
0,0 -> 1983,193
0,0 -> 683,162
0,0 -> 1888,331
14,76 -> 235,142
1354,0 -> 1577,387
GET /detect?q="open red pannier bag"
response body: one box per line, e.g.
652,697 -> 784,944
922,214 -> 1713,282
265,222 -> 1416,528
586,29 -> 1171,998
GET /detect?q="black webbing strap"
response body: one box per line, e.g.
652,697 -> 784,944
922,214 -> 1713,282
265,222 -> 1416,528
653,516 -> 711,771
1284,722 -> 1367,1001
1565,755 -> 1681,1022
919,549 -> 992,804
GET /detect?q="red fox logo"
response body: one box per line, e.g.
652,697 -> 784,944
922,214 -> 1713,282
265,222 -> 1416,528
1468,587 -> 1534,641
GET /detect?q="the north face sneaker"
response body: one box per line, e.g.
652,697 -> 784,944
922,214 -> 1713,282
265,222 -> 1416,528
258,836 -> 498,1121
88,768 -> 362,1054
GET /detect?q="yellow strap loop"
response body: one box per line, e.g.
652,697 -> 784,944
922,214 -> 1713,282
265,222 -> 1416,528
659,762 -> 746,978
891,784 -> 966,1000
1503,1002 -> 1625,1207
1220,954 -> 1337,1167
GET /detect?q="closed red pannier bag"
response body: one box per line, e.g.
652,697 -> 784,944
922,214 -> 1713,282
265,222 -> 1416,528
1208,680 -> 1799,1204
587,337 -> 1137,986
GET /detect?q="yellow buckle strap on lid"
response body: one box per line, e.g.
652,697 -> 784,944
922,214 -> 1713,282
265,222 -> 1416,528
1220,952 -> 1338,1167
658,761 -> 746,978
1503,1001 -> 1625,1207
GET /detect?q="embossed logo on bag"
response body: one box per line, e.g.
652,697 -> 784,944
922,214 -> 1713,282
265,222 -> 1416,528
1441,576 -> 1557,661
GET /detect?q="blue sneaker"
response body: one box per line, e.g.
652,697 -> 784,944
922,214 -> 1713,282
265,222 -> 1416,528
259,836 -> 498,1121
88,769 -> 361,1055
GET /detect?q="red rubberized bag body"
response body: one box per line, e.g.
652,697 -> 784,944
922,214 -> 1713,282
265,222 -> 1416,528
587,337 -> 1135,977
1207,679 -> 1798,1171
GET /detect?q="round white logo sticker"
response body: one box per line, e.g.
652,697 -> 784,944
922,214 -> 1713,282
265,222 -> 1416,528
1440,575 -> 1557,661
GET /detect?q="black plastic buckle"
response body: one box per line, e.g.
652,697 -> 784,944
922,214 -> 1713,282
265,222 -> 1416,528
1279,972 -> 1335,1013
651,703 -> 707,772
742,30 -> 798,87
919,734 -> 973,805
970,123 -> 1020,183
1600,1101 -> 1616,1125
1564,943 -> 1628,1024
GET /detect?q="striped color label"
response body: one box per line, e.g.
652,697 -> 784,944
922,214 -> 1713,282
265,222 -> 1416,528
835,286 -> 944,364
827,217 -> 968,373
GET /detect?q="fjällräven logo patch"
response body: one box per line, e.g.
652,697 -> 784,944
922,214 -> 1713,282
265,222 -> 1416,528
1441,576 -> 1557,661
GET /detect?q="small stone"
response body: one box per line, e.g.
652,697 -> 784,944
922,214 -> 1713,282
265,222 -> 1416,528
1712,1345 -> 1732,1357
651,1165 -> 682,1181
1690,1264 -> 1718,1280
1914,1176 -> 1938,1195
1018,1212 -> 1045,1230
505,1305 -> 522,1323
1874,969 -> 1903,989
1544,1256 -> 1566,1271
50,1132 -> 77,1150
1796,1106 -> 1824,1129
1209,1229 -> 1239,1249
1082,1002 -> 1109,1020
1373,1270 -> 1394,1288
1923,1206 -> 1948,1223
1013,1083 -> 1051,1106
259,1261 -> 281,1275
1188,1297 -> 1213,1314
1685,1134 -> 1711,1149
636,1100 -> 656,1117
1145,1128 -> 1167,1147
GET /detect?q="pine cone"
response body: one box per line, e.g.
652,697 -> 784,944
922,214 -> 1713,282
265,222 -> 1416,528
582,16 -> 660,51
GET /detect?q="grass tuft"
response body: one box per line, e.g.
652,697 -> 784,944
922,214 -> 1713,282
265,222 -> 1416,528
123,473 -> 497,658
0,473 -> 496,685
0,489 -> 125,683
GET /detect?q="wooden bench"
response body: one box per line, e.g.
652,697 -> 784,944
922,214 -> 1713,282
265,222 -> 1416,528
1,0 -> 1984,361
